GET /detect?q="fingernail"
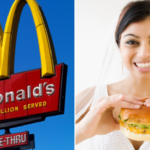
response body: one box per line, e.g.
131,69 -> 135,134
145,99 -> 150,102
144,101 -> 150,104
146,104 -> 150,107
118,95 -> 123,99
139,102 -> 144,105
135,105 -> 140,108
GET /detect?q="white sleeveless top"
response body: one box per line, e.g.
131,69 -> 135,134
75,85 -> 150,150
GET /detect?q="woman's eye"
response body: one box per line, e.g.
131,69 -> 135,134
126,40 -> 138,45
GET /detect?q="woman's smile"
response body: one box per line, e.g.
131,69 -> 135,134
133,61 -> 150,72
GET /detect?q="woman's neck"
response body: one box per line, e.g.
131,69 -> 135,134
121,74 -> 150,98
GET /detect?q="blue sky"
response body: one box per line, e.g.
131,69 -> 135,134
0,0 -> 74,149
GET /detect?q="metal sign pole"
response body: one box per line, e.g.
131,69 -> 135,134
4,128 -> 10,134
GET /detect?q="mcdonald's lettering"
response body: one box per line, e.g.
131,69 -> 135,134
0,0 -> 67,124
0,83 -> 55,104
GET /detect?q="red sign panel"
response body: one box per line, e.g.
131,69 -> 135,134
0,64 -> 67,123
0,131 -> 28,148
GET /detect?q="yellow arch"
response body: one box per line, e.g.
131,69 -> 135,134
0,0 -> 57,79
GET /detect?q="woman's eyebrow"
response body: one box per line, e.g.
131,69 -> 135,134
123,34 -> 139,38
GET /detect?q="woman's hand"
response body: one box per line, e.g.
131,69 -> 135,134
76,94 -> 144,144
144,99 -> 150,107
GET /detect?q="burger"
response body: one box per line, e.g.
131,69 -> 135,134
118,99 -> 150,141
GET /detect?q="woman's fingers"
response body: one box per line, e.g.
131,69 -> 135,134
96,93 -> 143,113
116,100 -> 141,109
105,94 -> 124,107
107,94 -> 141,109
96,94 -> 123,113
131,95 -> 145,101
144,99 -> 150,107
122,95 -> 144,105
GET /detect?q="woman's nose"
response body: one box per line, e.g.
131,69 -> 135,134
137,42 -> 150,58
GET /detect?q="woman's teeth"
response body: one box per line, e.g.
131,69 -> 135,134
135,62 -> 150,68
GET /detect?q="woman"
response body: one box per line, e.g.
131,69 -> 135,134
76,1 -> 150,150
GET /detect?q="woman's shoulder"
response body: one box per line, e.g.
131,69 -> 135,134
75,84 -> 109,114
76,86 -> 96,100
75,86 -> 96,114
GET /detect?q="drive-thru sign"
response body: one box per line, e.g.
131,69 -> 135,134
0,132 -> 28,148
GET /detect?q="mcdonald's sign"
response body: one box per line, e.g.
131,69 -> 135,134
0,0 -> 67,126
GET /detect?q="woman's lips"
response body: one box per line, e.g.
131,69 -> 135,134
134,62 -> 150,72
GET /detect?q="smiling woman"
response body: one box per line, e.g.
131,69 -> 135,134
120,18 -> 150,74
75,0 -> 150,150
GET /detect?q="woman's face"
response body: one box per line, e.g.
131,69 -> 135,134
120,17 -> 150,79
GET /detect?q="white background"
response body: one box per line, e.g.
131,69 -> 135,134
75,0 -> 132,95
75,0 -> 133,149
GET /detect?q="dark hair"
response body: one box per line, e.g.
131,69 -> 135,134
115,0 -> 150,47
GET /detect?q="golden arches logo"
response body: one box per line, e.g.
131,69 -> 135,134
0,0 -> 56,79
